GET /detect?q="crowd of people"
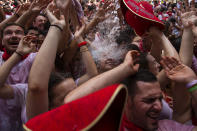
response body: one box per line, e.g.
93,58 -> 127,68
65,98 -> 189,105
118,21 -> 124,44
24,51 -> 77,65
1,0 -> 197,130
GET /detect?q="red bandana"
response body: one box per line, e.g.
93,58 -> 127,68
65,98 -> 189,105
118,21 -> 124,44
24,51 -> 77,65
120,114 -> 143,131
2,48 -> 29,61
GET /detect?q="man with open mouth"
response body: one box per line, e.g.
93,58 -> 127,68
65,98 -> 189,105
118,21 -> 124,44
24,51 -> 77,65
0,23 -> 37,84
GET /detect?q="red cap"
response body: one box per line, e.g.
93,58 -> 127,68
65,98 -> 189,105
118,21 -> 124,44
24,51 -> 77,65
120,0 -> 165,36
24,84 -> 128,131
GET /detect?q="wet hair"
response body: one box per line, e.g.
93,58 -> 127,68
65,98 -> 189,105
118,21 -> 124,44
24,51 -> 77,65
138,52 -> 149,71
115,25 -> 135,45
1,23 -> 25,38
122,70 -> 157,99
126,44 -> 140,52
48,72 -> 72,104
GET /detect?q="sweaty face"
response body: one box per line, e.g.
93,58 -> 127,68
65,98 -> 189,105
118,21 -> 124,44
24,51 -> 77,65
99,58 -> 120,72
129,81 -> 163,131
50,78 -> 76,109
2,25 -> 24,54
33,15 -> 47,31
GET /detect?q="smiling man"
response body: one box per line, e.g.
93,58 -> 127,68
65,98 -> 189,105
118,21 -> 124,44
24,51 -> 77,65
1,23 -> 24,54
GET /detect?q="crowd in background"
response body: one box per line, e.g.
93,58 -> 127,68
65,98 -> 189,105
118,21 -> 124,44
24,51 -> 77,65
1,0 -> 197,130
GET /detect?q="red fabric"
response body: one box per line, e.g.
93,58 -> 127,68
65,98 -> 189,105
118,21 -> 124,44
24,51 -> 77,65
120,114 -> 143,131
139,1 -> 153,14
78,41 -> 87,48
139,40 -> 145,52
121,0 -> 164,36
2,48 -> 29,61
167,11 -> 172,16
25,84 -> 126,131
5,12 -> 12,16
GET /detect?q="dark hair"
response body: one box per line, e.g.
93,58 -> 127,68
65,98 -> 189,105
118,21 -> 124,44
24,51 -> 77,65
25,26 -> 39,34
169,17 -> 176,23
138,52 -> 149,71
126,44 -> 140,52
1,23 -> 25,38
48,72 -> 72,105
122,70 -> 157,98
116,25 -> 135,45
35,14 -> 47,20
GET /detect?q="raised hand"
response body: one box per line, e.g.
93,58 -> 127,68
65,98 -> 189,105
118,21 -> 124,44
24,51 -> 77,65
46,2 -> 65,29
55,0 -> 71,15
160,57 -> 197,84
180,0 -> 197,28
29,0 -> 52,13
95,1 -> 114,22
15,2 -> 31,16
16,35 -> 37,55
124,50 -> 140,74
74,19 -> 86,43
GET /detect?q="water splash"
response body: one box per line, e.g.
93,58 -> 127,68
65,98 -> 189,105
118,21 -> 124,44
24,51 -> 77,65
89,14 -> 128,71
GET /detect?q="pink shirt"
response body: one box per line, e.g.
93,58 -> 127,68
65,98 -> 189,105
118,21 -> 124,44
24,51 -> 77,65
158,120 -> 194,131
0,51 -> 36,84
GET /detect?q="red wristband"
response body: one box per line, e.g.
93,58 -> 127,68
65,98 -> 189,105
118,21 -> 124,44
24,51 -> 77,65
78,41 -> 87,48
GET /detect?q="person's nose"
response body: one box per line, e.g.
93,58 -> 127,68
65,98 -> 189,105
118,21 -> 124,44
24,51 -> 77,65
153,99 -> 162,112
10,32 -> 18,39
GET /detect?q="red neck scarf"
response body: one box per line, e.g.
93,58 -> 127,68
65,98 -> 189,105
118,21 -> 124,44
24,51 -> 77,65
120,114 -> 143,131
2,48 -> 29,61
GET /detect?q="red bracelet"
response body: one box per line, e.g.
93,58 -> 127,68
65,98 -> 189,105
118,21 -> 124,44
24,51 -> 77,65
78,41 -> 87,48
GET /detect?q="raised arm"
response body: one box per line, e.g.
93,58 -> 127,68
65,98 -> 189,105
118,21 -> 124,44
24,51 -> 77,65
148,27 -> 180,87
0,5 -> 23,29
74,23 -> 98,85
179,0 -> 196,67
0,35 -> 36,99
54,0 -> 72,55
84,1 -> 113,34
27,2 -> 68,120
16,0 -> 51,28
149,28 -> 163,62
64,50 -> 139,103
161,57 -> 197,123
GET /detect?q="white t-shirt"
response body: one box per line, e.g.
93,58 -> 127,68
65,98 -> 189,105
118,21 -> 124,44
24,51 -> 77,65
0,84 -> 27,131
0,52 -> 36,84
